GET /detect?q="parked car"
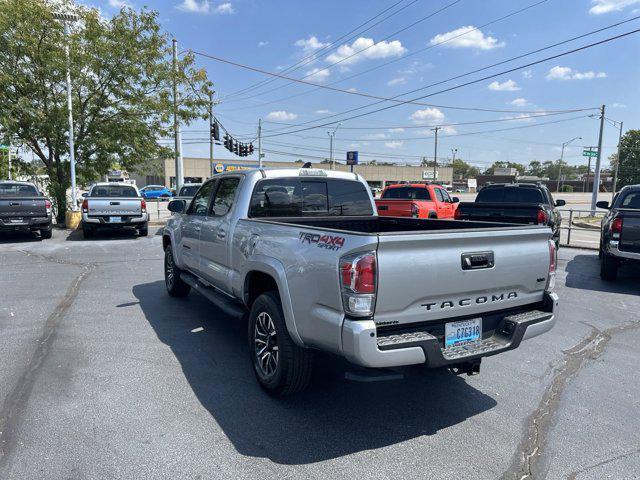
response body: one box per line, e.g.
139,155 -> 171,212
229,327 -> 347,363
597,185 -> 640,280
175,183 -> 202,200
140,185 -> 173,200
0,181 -> 53,239
455,183 -> 565,246
162,168 -> 558,396
374,183 -> 459,219
81,183 -> 148,238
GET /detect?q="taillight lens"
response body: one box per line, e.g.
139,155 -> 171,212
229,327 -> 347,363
141,199 -> 147,213
546,240 -> 556,291
611,217 -> 622,238
411,203 -> 419,218
81,198 -> 88,213
45,199 -> 52,213
537,209 -> 548,225
339,252 -> 377,317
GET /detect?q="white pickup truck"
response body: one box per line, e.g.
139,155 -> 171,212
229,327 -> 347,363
162,168 -> 558,396
81,182 -> 149,238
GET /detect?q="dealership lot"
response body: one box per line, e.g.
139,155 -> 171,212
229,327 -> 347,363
0,229 -> 639,479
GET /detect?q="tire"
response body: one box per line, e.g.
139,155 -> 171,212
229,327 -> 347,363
82,224 -> 94,239
40,227 -> 53,239
138,223 -> 149,237
249,292 -> 313,396
600,253 -> 619,281
428,211 -> 438,219
164,247 -> 191,297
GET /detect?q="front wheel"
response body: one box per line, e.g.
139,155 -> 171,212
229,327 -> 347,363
600,253 -> 619,281
249,292 -> 313,396
40,227 -> 53,239
164,247 -> 191,297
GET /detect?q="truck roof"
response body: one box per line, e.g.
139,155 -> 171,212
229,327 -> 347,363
0,180 -> 36,186
91,182 -> 139,188
482,183 -> 546,189
215,168 -> 361,181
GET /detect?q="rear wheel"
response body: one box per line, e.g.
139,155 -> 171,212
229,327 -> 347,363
82,224 -> 94,239
138,223 -> 149,237
600,253 -> 619,281
40,226 -> 52,239
249,292 -> 313,396
164,247 -> 190,297
428,211 -> 438,219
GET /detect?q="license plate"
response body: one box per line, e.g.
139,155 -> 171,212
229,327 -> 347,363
9,218 -> 24,223
109,216 -> 121,223
445,318 -> 482,348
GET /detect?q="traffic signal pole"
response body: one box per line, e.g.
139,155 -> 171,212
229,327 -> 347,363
258,118 -> 262,168
209,92 -> 214,178
432,126 -> 440,181
612,121 -> 623,201
172,39 -> 184,192
590,105 -> 606,215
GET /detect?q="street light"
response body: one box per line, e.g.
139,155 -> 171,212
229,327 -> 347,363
556,136 -> 581,193
328,123 -> 341,170
53,12 -> 79,211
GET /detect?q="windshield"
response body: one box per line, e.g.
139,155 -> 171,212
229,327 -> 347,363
90,185 -> 138,198
476,187 -> 544,203
0,183 -> 39,197
179,185 -> 201,197
381,186 -> 431,200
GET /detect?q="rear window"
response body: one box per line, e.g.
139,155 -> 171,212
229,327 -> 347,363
381,186 -> 431,200
476,187 -> 544,204
0,183 -> 39,197
179,185 -> 201,196
249,178 -> 373,217
617,191 -> 640,209
90,185 -> 138,198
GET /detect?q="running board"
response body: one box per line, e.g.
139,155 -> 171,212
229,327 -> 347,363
179,272 -> 247,318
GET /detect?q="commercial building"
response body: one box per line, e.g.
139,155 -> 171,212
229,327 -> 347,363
130,157 -> 453,190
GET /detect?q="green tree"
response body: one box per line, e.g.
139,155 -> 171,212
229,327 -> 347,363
451,158 -> 480,178
484,161 -> 525,175
611,130 -> 640,188
0,0 -> 212,221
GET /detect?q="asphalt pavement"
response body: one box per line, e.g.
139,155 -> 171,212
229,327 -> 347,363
0,227 -> 638,479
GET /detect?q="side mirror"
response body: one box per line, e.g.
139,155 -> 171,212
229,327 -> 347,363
81,192 -> 88,197
555,199 -> 566,207
168,199 -> 186,214
596,201 -> 610,210
452,197 -> 460,203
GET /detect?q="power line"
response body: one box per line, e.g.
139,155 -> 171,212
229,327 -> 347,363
259,28 -> 640,138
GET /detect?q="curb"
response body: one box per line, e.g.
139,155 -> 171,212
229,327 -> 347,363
571,220 -> 600,230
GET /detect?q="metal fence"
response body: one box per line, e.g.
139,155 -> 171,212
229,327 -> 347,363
558,208 -> 605,250
144,198 -> 172,223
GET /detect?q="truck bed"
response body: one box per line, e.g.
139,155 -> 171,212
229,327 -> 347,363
455,202 -> 544,224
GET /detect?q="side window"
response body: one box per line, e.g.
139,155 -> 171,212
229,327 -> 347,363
250,178 -> 301,217
440,189 -> 452,203
434,188 -> 445,202
210,177 -> 241,216
189,181 -> 215,216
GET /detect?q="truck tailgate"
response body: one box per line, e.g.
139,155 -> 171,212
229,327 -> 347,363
0,198 -> 47,220
619,210 -> 640,253
374,227 -> 551,326
456,202 -> 543,224
87,198 -> 142,216
375,199 -> 417,217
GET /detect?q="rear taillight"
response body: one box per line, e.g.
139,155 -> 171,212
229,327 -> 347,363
411,203 -> 419,218
82,198 -> 88,213
611,217 -> 622,239
454,208 -> 462,220
141,199 -> 147,213
339,252 -> 377,317
546,240 -> 556,291
45,199 -> 52,214
537,209 -> 548,225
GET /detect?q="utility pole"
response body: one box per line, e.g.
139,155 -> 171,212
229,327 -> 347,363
328,123 -> 341,170
432,126 -> 440,181
208,92 -> 214,177
451,148 -> 457,164
7,142 -> 11,180
258,118 -> 263,168
172,39 -> 184,192
612,121 -> 623,201
556,136 -> 581,193
590,105 -> 606,215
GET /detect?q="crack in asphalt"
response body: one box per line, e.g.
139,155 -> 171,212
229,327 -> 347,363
0,251 -> 95,472
500,320 -> 640,480
566,448 -> 640,479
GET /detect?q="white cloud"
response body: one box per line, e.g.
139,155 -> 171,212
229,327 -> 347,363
388,128 -> 405,133
429,26 -> 505,50
417,125 -> 457,136
305,67 -> 330,82
108,0 -> 130,7
347,87 -> 357,92
326,37 -> 406,65
510,98 -> 530,106
177,0 -> 234,14
385,141 -> 404,149
258,41 -> 269,47
612,103 -> 627,108
400,60 -> 432,75
315,109 -> 331,114
522,69 -> 533,79
409,107 -> 445,124
266,111 -> 297,121
215,2 -> 234,14
545,66 -> 607,81
488,79 -> 521,91
294,36 -> 329,54
589,0 -> 640,14
348,143 -> 361,148
363,133 -> 388,140
387,77 -> 406,86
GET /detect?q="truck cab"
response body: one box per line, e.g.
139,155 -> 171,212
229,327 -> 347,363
375,183 -> 459,219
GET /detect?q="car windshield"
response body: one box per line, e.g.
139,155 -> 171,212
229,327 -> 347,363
0,183 -> 39,197
90,185 -> 138,197
381,186 -> 431,200
179,185 -> 201,196
476,187 -> 544,203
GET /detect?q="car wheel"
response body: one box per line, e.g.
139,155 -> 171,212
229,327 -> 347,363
249,292 -> 313,396
138,223 -> 149,237
600,253 -> 619,281
82,224 -> 94,239
428,211 -> 438,219
164,247 -> 190,297
40,227 -> 53,239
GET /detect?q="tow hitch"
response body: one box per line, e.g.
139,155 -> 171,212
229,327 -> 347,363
449,359 -> 481,376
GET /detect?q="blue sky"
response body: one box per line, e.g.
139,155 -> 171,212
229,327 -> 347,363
102,0 -> 639,171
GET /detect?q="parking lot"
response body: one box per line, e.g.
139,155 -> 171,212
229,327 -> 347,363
0,228 -> 639,479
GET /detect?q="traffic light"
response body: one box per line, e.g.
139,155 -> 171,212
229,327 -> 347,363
212,121 -> 220,141
223,134 -> 231,151
249,144 -> 254,155
233,141 -> 240,155
240,144 -> 248,157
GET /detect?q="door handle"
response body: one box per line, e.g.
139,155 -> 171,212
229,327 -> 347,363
217,230 -> 227,239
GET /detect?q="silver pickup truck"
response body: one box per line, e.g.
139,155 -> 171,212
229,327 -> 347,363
81,182 -> 149,238
162,169 -> 558,396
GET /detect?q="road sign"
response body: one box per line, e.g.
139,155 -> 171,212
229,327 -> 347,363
422,170 -> 438,180
583,149 -> 598,157
346,151 -> 358,166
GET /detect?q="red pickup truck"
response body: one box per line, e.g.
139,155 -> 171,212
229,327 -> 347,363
374,183 -> 459,219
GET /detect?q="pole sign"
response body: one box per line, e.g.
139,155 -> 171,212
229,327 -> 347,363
346,151 -> 359,166
583,149 -> 598,157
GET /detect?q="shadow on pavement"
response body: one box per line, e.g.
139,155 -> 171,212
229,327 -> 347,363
65,227 -> 142,241
132,280 -> 497,465
564,254 -> 640,294
0,231 -> 43,244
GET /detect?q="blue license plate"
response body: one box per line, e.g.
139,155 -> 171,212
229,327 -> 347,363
445,318 -> 482,348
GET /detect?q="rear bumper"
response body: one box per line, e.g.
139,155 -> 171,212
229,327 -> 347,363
82,212 -> 148,226
0,216 -> 52,231
607,240 -> 640,261
341,292 -> 558,368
